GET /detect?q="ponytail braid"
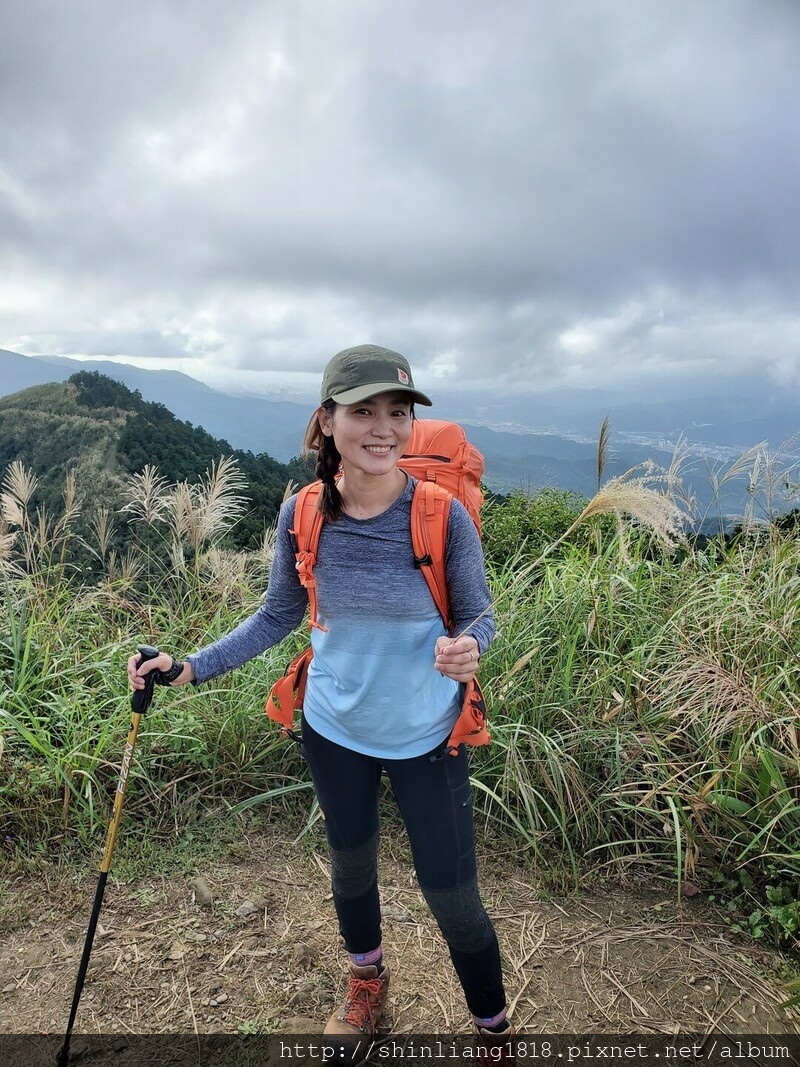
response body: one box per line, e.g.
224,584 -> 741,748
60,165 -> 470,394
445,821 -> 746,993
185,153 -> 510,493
317,432 -> 344,521
302,401 -> 344,522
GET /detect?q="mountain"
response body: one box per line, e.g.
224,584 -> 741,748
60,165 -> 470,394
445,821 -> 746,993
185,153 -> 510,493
0,370 -> 312,553
0,348 -> 310,463
2,348 -> 798,516
0,349 -> 606,498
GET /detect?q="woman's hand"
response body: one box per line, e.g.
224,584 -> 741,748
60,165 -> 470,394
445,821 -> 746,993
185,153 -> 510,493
127,650 -> 194,690
434,635 -> 480,683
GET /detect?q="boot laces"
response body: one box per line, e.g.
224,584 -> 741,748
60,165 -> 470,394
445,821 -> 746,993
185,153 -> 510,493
341,975 -> 384,1030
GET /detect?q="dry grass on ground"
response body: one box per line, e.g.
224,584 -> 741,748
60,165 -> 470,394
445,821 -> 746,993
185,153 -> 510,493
2,825 -> 798,1047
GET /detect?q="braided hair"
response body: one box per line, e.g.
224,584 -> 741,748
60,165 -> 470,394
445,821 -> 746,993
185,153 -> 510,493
302,401 -> 344,522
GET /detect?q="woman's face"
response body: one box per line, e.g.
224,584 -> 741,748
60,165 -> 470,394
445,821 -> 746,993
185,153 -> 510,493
321,392 -> 414,478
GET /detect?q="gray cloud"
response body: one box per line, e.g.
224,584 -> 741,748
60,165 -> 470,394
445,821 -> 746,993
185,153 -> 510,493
1,0 -> 799,395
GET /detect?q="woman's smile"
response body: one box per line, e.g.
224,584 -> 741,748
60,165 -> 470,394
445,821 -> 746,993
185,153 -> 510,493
323,393 -> 413,478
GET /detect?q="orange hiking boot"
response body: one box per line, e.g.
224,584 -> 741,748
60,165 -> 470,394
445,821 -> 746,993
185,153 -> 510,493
324,963 -> 390,1037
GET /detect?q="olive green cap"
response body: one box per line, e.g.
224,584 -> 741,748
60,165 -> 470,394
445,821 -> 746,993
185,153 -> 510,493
320,344 -> 433,406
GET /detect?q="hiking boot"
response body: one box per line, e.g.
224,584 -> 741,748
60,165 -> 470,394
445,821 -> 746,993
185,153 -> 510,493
324,963 -> 390,1037
472,1020 -> 516,1063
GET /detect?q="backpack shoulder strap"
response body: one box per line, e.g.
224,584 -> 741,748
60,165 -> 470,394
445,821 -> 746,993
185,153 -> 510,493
289,481 -> 327,631
410,480 -> 453,631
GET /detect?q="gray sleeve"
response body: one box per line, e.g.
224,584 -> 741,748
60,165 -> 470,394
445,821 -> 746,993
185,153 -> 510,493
187,495 -> 309,683
445,499 -> 495,654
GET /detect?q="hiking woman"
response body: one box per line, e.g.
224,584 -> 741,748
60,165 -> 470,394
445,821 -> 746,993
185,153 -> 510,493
127,344 -> 512,1041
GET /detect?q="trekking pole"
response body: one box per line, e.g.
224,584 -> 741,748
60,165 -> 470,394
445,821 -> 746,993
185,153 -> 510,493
56,645 -> 161,1067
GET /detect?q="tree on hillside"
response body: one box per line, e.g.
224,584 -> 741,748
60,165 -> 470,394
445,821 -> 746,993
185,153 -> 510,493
70,369 -> 143,411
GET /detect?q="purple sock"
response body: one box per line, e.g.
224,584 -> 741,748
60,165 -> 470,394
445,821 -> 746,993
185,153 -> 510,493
348,945 -> 383,969
473,1008 -> 508,1031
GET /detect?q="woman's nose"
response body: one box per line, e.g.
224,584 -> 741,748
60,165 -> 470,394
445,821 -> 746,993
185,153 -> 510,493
371,415 -> 392,437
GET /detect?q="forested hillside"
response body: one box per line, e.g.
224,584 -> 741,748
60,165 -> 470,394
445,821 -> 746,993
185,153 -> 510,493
0,370 -> 314,554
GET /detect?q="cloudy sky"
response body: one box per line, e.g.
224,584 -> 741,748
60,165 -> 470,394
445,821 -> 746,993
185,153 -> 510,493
1,0 -> 799,401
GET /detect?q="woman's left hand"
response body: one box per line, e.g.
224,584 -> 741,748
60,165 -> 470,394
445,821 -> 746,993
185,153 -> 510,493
434,636 -> 480,682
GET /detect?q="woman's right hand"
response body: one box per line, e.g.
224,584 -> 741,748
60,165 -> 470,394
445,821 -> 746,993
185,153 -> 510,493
127,649 -> 192,690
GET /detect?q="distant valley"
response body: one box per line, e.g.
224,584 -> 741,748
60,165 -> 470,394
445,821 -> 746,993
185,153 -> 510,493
2,348 -> 798,521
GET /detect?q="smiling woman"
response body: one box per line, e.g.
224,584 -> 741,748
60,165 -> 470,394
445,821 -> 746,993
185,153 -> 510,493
303,344 -> 433,522
128,343 -> 513,1051
319,394 -> 414,518
302,347 -> 433,527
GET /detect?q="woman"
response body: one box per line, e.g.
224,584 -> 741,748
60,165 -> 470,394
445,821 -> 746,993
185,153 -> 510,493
128,344 -> 512,1042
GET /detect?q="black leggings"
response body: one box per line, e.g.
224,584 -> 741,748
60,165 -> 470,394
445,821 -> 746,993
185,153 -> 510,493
301,713 -> 506,1018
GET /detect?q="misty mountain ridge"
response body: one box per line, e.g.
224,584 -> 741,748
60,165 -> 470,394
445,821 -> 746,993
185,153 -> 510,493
0,369 -> 312,553
2,348 -> 798,518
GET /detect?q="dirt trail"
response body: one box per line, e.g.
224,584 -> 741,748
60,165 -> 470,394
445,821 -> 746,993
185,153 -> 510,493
2,827 -> 798,1042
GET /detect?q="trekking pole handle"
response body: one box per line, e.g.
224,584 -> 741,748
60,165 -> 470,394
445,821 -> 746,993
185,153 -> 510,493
131,645 -> 160,715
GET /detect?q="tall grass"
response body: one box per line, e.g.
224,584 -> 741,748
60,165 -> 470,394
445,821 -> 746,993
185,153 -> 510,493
1,448 -> 799,949
0,457 -> 309,848
473,514 -> 800,952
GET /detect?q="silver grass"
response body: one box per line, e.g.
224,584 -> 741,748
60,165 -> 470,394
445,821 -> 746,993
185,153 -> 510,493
91,508 -> 115,559
596,416 -> 611,490
111,548 -> 144,586
53,468 -> 81,539
722,441 -> 769,486
200,546 -> 250,599
170,481 -> 197,556
747,433 -> 800,522
703,441 -> 768,519
169,456 -> 249,555
64,468 -> 78,515
1,494 -> 25,527
576,468 -> 688,548
121,465 -> 171,524
1,460 -> 38,525
0,525 -> 19,574
665,435 -> 699,518
458,465 -> 690,638
33,508 -> 49,553
656,653 -> 768,741
194,455 -> 248,544
169,523 -> 190,573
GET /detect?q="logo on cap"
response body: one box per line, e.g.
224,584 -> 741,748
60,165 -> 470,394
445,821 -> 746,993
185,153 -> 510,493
397,368 -> 410,385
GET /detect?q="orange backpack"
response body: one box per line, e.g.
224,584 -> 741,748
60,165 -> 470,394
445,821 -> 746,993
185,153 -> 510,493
401,419 -> 485,536
265,420 -> 490,756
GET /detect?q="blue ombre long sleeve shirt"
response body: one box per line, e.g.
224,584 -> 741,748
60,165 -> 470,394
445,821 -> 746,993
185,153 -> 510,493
188,477 -> 495,759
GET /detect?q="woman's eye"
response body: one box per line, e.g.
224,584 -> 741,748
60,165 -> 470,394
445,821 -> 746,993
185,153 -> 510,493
350,406 -> 408,417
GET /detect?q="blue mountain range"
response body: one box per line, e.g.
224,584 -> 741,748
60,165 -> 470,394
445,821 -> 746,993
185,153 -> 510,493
2,348 -> 797,523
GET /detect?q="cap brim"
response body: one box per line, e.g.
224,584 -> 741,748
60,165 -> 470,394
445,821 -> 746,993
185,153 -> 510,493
327,382 -> 433,406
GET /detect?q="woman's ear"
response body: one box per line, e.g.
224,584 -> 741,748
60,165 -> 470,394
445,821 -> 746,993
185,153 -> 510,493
318,405 -> 334,437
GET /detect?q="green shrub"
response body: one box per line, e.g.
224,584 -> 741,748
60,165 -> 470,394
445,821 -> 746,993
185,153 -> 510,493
481,487 -> 590,568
